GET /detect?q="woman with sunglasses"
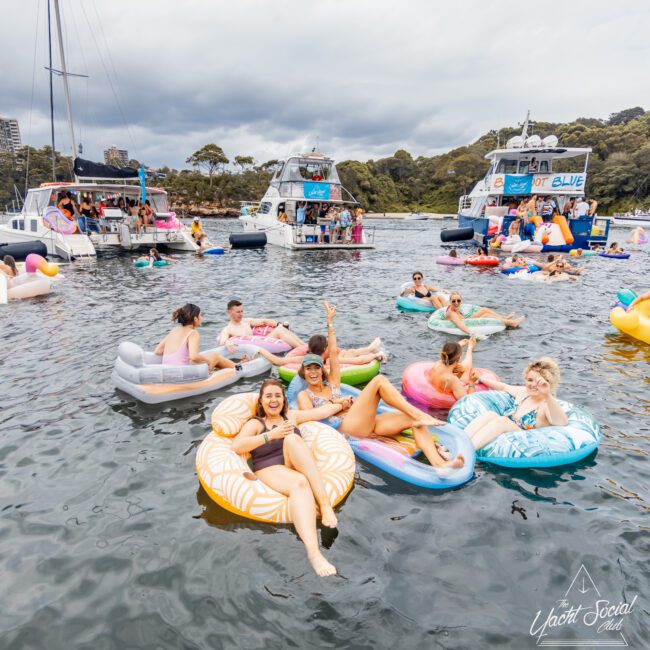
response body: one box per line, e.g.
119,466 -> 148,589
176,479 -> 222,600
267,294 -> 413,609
297,300 -> 465,469
444,293 -> 525,336
401,271 -> 449,309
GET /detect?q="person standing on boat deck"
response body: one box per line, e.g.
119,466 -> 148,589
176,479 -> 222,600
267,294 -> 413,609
528,158 -> 539,173
563,198 -> 575,218
574,197 -> 590,218
540,197 -> 554,223
127,199 -> 142,233
340,206 -> 352,243
318,203 -> 329,243
296,202 -> 307,226
588,198 -> 598,217
79,194 -> 99,234
58,191 -> 77,220
218,299 -> 307,348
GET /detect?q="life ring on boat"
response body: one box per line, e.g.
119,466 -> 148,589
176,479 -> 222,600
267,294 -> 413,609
285,377 -> 476,489
447,391 -> 601,468
43,207 -> 77,235
401,361 -> 500,409
196,392 -> 355,523
111,341 -> 271,404
465,255 -> 499,267
427,305 -> 505,338
277,345 -> 381,386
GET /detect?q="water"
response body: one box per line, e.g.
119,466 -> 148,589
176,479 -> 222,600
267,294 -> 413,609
1,219 -> 648,649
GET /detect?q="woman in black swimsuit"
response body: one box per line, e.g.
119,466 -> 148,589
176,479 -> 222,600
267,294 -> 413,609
401,271 -> 449,309
232,378 -> 347,577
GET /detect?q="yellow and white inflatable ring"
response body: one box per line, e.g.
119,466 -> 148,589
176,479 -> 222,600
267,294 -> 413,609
196,393 -> 355,523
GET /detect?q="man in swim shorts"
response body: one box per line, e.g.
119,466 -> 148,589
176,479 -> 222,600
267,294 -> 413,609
218,299 -> 307,348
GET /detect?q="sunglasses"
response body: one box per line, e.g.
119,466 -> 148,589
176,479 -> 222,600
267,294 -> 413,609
451,299 -> 461,304
413,276 -> 423,280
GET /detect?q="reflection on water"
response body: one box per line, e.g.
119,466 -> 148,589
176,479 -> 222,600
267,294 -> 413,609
0,219 -> 648,648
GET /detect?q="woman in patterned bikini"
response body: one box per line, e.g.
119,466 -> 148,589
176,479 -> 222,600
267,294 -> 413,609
463,357 -> 568,450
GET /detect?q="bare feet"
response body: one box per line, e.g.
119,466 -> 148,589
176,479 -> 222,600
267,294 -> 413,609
369,337 -> 382,352
413,416 -> 445,428
377,351 -> 389,364
308,552 -> 337,577
320,503 -> 338,528
506,315 -> 525,328
435,443 -> 451,461
506,312 -> 516,319
448,453 -> 465,468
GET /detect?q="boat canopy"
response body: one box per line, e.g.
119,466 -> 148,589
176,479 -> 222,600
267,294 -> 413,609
74,157 -> 139,180
485,147 -> 591,160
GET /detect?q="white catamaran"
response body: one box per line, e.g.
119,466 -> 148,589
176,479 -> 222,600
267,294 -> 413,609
0,0 -> 197,260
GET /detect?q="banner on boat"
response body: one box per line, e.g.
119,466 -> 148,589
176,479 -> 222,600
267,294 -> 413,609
489,173 -> 587,195
303,182 -> 331,200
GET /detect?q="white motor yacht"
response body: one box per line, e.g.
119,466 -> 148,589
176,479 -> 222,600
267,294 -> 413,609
239,153 -> 375,250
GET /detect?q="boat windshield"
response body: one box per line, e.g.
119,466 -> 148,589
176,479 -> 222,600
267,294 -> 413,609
280,159 -> 340,184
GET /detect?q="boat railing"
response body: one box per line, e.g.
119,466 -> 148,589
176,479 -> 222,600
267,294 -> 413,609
274,181 -> 356,204
288,223 -> 375,245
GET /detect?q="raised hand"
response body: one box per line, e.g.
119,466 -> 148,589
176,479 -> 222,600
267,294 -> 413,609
323,299 -> 337,324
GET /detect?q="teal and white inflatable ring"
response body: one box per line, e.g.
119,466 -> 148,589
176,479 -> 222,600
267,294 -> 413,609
447,391 -> 601,468
427,304 -> 505,337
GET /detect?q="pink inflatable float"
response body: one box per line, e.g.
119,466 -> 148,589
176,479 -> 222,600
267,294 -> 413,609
43,207 -> 77,235
436,255 -> 465,266
227,325 -> 292,353
402,361 -> 500,410
0,254 -> 59,303
154,212 -> 182,230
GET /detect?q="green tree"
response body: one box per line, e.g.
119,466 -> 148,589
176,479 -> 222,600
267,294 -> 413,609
234,155 -> 254,172
186,144 -> 229,185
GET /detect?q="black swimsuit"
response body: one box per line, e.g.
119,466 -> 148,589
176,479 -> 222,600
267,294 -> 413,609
249,417 -> 301,471
414,289 -> 432,298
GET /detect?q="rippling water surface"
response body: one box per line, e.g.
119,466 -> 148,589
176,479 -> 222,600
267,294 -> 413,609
1,219 -> 648,648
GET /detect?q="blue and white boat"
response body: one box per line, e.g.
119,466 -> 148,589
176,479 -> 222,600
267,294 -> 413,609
457,113 -> 610,252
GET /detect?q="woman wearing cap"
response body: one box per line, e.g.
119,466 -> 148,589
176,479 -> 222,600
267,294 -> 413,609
296,300 -> 465,470
232,377 -> 349,577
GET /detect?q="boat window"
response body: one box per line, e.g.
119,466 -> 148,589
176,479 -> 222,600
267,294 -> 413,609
259,201 -> 272,214
496,159 -> 519,174
540,160 -> 549,173
30,219 -> 38,232
272,162 -> 284,181
281,160 -> 340,184
518,161 -> 530,174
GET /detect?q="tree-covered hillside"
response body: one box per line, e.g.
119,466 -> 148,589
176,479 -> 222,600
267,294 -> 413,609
2,108 -> 648,214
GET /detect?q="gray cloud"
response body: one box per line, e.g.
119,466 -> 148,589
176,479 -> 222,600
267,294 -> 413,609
1,0 -> 649,169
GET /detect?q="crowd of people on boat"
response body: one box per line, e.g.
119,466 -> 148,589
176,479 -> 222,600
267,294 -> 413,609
53,190 -> 159,235
276,202 -> 365,244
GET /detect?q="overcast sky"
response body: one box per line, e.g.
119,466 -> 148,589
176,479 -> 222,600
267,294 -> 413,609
2,0 -> 649,169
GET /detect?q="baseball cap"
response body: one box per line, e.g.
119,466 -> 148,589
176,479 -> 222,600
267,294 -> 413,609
302,354 -> 324,368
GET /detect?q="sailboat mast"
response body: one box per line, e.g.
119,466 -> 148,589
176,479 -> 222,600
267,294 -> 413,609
52,0 -> 78,180
47,0 -> 56,181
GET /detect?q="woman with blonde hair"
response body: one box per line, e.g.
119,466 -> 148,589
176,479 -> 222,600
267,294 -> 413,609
462,357 -> 568,450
